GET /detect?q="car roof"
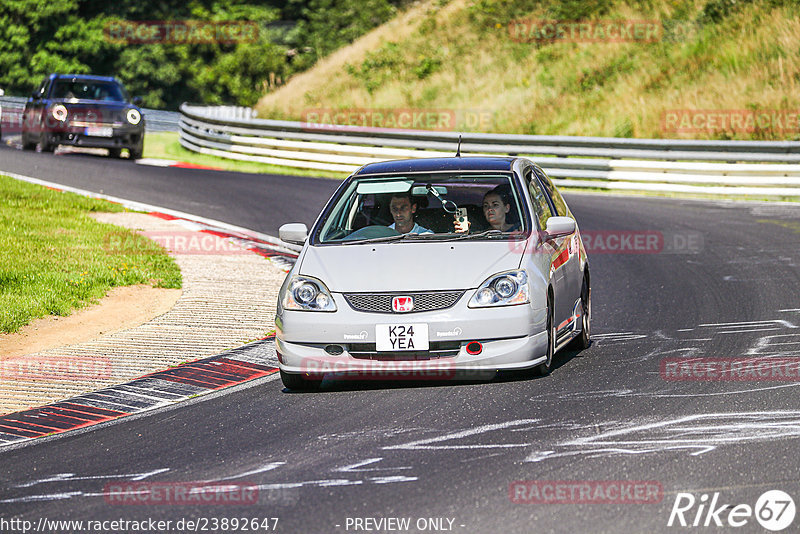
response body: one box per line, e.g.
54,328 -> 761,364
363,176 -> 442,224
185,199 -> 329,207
49,73 -> 119,83
353,157 -> 517,176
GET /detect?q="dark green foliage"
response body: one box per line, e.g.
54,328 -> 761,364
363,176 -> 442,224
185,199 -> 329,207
287,0 -> 400,61
345,41 -> 403,93
699,0 -> 751,23
0,0 -> 407,108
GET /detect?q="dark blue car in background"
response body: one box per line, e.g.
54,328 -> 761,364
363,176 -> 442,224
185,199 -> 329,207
21,74 -> 144,159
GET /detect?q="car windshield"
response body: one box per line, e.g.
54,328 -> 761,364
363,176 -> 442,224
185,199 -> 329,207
50,81 -> 128,102
315,172 -> 528,244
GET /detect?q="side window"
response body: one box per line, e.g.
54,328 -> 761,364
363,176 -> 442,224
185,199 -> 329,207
534,167 -> 568,217
34,79 -> 48,98
526,169 -> 553,231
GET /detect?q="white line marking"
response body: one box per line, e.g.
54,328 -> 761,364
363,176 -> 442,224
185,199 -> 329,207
0,492 -> 83,503
335,458 -> 411,472
651,383 -> 800,397
716,328 -> 781,334
205,462 -> 286,482
524,411 -> 800,463
368,476 -> 418,484
16,468 -> 169,488
700,320 -> 778,327
383,419 -> 537,450
779,309 -> 800,313
699,320 -> 797,329
135,158 -> 178,167
255,479 -> 362,490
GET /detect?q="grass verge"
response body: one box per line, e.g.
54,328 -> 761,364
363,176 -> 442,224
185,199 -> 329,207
144,132 -> 348,180
0,175 -> 182,333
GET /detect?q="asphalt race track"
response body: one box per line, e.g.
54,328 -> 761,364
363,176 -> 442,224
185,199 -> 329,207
2,145 -> 800,533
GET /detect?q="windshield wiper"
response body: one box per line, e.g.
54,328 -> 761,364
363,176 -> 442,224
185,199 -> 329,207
447,229 -> 506,240
337,234 -> 409,245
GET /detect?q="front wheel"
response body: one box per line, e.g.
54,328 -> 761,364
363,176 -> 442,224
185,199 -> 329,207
39,134 -> 55,153
280,370 -> 321,391
570,275 -> 591,351
21,132 -> 36,150
536,298 -> 555,376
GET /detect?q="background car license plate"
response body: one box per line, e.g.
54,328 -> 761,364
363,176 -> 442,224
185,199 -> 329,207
376,324 -> 429,351
85,127 -> 113,137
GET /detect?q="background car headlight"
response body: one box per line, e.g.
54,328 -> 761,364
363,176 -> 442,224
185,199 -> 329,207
51,104 -> 68,122
468,270 -> 529,308
126,108 -> 141,125
282,275 -> 337,312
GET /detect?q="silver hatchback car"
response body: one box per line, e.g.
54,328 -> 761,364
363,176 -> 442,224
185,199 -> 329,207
276,156 -> 590,390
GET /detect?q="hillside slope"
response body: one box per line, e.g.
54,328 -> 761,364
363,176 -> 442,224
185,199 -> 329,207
256,0 -> 800,140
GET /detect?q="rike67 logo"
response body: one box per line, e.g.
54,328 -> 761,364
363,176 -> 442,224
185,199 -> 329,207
668,490 -> 795,531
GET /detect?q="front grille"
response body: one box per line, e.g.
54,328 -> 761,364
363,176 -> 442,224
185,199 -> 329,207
71,121 -> 121,128
349,341 -> 461,360
343,291 -> 465,314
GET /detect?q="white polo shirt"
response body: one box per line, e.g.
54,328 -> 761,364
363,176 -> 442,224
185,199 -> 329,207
389,222 -> 433,235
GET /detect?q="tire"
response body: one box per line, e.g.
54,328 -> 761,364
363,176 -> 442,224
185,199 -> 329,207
39,134 -> 55,153
570,274 -> 591,350
108,148 -> 123,158
21,133 -> 36,150
536,296 -> 555,376
129,145 -> 143,160
280,370 -> 321,391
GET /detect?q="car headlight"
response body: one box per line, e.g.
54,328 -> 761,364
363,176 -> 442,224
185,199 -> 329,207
468,270 -> 529,308
282,275 -> 337,312
51,104 -> 68,122
126,108 -> 141,125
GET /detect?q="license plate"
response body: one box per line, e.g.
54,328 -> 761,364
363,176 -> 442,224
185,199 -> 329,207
85,127 -> 113,137
376,324 -> 429,351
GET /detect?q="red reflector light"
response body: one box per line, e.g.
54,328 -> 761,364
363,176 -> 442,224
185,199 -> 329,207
465,341 -> 483,355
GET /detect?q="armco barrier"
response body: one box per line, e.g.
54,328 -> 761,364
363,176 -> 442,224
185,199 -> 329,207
177,103 -> 800,197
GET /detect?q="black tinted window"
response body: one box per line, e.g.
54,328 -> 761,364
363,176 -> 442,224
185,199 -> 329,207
535,167 -> 568,217
50,81 -> 127,102
526,169 -> 553,231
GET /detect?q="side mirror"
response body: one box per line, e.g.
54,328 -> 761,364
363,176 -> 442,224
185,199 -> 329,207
279,223 -> 308,245
131,96 -> 143,106
30,91 -> 40,100
544,216 -> 576,239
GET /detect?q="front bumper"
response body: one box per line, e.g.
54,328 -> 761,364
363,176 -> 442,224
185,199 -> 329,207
47,124 -> 143,149
276,293 -> 548,379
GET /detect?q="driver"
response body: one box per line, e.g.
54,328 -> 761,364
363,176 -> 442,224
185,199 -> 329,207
388,193 -> 433,235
